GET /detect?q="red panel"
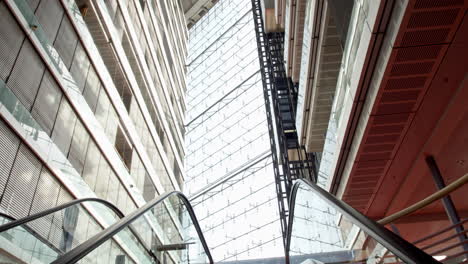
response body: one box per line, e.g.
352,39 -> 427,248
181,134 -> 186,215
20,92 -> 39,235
341,0 -> 468,216
367,14 -> 468,218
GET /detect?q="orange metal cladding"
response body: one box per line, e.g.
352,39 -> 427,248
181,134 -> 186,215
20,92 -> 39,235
340,0 -> 468,241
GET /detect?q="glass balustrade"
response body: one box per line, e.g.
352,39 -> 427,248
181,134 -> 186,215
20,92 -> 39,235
51,192 -> 212,264
287,180 -> 440,264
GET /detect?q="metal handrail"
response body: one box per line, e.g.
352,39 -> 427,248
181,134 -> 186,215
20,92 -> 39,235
420,229 -> 468,251
0,197 -> 166,262
0,211 -> 65,255
0,197 -> 124,233
413,218 -> 468,245
0,212 -> 16,221
378,173 -> 468,225
52,191 -> 214,264
377,220 -> 468,263
286,179 -> 441,264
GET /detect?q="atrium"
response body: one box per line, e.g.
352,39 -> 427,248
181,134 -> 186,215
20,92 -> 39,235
0,0 -> 467,263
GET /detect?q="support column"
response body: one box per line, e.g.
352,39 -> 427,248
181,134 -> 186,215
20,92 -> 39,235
426,156 -> 468,252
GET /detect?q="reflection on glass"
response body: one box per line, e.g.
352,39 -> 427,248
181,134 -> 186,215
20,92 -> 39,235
289,182 -> 417,264
0,215 -> 56,263
77,193 -> 210,264
0,202 -> 121,263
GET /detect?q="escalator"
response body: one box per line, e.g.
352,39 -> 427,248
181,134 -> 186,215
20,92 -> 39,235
287,179 -> 441,264
0,198 -> 126,263
0,193 -> 213,264
1,181 -> 442,264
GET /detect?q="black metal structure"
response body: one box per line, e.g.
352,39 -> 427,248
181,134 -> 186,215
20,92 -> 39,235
51,191 -> 213,264
251,0 -> 318,251
287,179 -> 442,264
426,156 -> 468,252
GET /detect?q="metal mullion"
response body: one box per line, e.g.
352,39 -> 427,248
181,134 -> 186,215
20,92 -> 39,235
138,1 -> 187,143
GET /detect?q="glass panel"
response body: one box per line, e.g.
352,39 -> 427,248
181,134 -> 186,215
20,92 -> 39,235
0,201 -> 120,263
185,0 -> 284,260
288,182 -> 435,264
75,194 -> 210,264
0,214 -> 59,263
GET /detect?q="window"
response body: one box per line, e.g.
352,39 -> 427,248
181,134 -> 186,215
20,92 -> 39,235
115,125 -> 133,170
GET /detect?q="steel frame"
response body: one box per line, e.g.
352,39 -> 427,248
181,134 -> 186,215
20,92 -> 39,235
251,0 -> 318,253
426,156 -> 468,253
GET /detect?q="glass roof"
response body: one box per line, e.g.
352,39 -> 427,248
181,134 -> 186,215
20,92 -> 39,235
184,0 -> 285,261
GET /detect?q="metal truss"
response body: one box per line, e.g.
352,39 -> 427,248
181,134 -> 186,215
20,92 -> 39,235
251,0 -> 319,253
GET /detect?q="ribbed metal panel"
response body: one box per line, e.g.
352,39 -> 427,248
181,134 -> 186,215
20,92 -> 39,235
414,0 -> 464,9
54,17 -> 78,69
6,40 -> 45,110
35,0 -> 64,41
51,98 -> 77,155
343,0 -> 465,212
0,144 -> 41,219
0,2 -> 25,81
0,120 -> 20,198
28,168 -> 61,239
70,43 -> 90,92
81,141 -> 100,190
31,71 -> 62,135
82,67 -> 100,111
68,120 -> 90,175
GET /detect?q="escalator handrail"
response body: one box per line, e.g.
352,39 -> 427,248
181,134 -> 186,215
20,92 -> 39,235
52,190 -> 214,264
0,212 -> 16,221
286,179 -> 441,264
0,197 -> 124,233
0,198 -> 159,261
0,212 -> 65,254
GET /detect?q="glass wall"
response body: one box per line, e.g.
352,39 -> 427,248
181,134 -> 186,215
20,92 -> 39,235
185,0 -> 284,261
0,0 -> 190,262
